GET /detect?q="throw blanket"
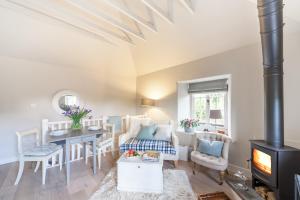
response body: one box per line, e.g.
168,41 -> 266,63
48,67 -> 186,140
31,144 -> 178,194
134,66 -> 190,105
120,138 -> 176,155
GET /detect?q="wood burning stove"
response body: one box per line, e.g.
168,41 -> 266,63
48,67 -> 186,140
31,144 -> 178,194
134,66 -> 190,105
250,140 -> 300,199
250,0 -> 300,199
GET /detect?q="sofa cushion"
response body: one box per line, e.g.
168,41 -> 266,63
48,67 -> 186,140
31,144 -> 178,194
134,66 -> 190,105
129,117 -> 152,138
136,124 -> 157,140
120,138 -> 176,155
197,139 -> 224,157
153,124 -> 172,142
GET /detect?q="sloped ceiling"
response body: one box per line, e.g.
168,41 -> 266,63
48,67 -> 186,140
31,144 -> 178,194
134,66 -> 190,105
0,0 -> 299,75
131,0 -> 300,75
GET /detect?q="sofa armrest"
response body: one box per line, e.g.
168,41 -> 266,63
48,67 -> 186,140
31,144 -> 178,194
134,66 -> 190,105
172,133 -> 179,148
119,133 -> 131,147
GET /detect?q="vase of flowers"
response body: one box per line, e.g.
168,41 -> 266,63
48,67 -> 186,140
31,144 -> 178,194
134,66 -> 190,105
63,106 -> 91,130
180,118 -> 200,133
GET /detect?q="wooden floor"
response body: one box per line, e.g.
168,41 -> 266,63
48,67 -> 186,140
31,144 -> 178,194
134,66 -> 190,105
0,154 -> 241,200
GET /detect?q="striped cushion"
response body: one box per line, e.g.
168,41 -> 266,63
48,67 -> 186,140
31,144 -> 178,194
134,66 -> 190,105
23,144 -> 62,156
120,138 -> 176,155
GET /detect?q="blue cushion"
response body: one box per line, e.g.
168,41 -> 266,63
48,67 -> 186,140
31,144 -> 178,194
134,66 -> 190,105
198,139 -> 224,157
136,124 -> 157,140
107,116 -> 122,133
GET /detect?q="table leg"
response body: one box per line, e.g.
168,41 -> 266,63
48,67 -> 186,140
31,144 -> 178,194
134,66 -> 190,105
92,139 -> 96,174
65,141 -> 70,184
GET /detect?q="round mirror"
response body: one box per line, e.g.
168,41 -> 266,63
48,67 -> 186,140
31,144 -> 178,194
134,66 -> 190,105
52,90 -> 80,114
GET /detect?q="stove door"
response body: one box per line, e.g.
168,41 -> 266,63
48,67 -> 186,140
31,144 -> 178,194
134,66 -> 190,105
251,143 -> 278,188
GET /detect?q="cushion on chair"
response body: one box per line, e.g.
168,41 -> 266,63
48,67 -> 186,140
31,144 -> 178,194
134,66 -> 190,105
120,138 -> 176,155
136,124 -> 157,140
153,124 -> 172,142
23,143 -> 62,156
191,151 -> 228,171
197,139 -> 224,157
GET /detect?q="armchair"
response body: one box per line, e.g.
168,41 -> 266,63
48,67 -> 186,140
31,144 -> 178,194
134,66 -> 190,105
191,132 -> 231,184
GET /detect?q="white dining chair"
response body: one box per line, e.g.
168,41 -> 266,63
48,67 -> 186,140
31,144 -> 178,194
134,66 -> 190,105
42,119 -> 82,166
82,118 -> 115,169
14,129 -> 63,185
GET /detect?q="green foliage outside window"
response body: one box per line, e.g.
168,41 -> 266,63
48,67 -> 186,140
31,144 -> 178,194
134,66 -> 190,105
193,92 -> 225,126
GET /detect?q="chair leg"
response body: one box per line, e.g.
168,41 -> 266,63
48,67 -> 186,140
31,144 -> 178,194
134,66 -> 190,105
76,144 -> 81,160
98,150 -> 102,169
225,169 -> 229,175
174,160 -> 179,168
15,159 -> 25,185
42,160 -> 47,185
51,156 -> 56,167
111,149 -> 115,159
219,170 -> 225,185
34,161 -> 40,173
59,151 -> 63,171
192,162 -> 196,175
85,145 -> 89,165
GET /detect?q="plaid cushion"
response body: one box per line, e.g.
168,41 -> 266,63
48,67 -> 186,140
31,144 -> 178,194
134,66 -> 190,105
120,138 -> 176,155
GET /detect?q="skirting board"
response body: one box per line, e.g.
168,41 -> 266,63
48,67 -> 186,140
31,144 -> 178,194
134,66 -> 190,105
228,163 -> 251,178
0,156 -> 18,166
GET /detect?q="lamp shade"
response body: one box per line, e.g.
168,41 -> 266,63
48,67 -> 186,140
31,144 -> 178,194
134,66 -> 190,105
141,98 -> 156,107
209,109 -> 222,119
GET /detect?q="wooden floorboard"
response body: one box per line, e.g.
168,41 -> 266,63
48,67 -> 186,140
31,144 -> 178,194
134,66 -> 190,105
0,154 -> 241,200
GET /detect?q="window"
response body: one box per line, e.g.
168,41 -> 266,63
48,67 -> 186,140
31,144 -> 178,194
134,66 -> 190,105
177,75 -> 231,134
191,92 -> 226,127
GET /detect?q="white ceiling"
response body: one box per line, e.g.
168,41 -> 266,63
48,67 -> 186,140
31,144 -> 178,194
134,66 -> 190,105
0,0 -> 299,75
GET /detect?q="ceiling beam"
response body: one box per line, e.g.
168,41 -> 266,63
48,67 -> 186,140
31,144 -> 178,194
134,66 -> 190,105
7,0 -> 135,45
65,0 -> 145,41
179,0 -> 194,14
141,0 -> 173,24
102,0 -> 157,33
4,0 -> 117,45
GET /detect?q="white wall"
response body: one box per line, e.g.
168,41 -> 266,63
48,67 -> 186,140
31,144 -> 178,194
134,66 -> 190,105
0,7 -> 137,164
0,56 -> 136,164
136,31 -> 300,168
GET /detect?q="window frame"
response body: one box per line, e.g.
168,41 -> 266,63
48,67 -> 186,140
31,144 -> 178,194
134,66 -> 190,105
177,74 -> 232,137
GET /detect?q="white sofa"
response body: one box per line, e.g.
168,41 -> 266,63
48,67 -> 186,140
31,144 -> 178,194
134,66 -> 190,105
119,116 -> 179,167
191,132 -> 231,184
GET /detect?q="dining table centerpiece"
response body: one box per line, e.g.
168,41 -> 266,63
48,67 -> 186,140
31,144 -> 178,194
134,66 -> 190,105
63,106 -> 91,130
180,118 -> 200,133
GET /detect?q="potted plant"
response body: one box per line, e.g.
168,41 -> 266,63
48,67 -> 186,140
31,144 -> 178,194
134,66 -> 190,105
180,118 -> 200,133
63,106 -> 91,130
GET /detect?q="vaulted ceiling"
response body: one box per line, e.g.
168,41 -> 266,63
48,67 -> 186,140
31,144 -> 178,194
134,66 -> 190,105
1,0 -> 196,46
0,0 -> 299,75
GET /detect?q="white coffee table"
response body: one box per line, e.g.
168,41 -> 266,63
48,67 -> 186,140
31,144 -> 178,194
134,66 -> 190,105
117,152 -> 163,193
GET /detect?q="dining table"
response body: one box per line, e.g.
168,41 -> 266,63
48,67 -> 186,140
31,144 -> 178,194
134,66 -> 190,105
47,128 -> 105,184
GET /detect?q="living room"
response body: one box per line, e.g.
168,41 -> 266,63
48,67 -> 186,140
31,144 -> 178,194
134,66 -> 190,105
1,0 -> 300,199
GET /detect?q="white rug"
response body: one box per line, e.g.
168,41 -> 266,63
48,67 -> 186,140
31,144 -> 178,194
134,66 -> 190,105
89,168 -> 197,200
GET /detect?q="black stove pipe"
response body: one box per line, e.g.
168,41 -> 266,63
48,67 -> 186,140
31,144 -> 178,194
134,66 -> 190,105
257,0 -> 284,148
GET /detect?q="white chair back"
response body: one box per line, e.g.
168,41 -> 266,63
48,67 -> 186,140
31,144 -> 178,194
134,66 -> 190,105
82,118 -> 104,127
42,119 -> 72,144
16,129 -> 40,155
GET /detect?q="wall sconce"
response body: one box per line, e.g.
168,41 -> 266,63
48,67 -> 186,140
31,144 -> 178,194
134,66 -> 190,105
141,98 -> 156,107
